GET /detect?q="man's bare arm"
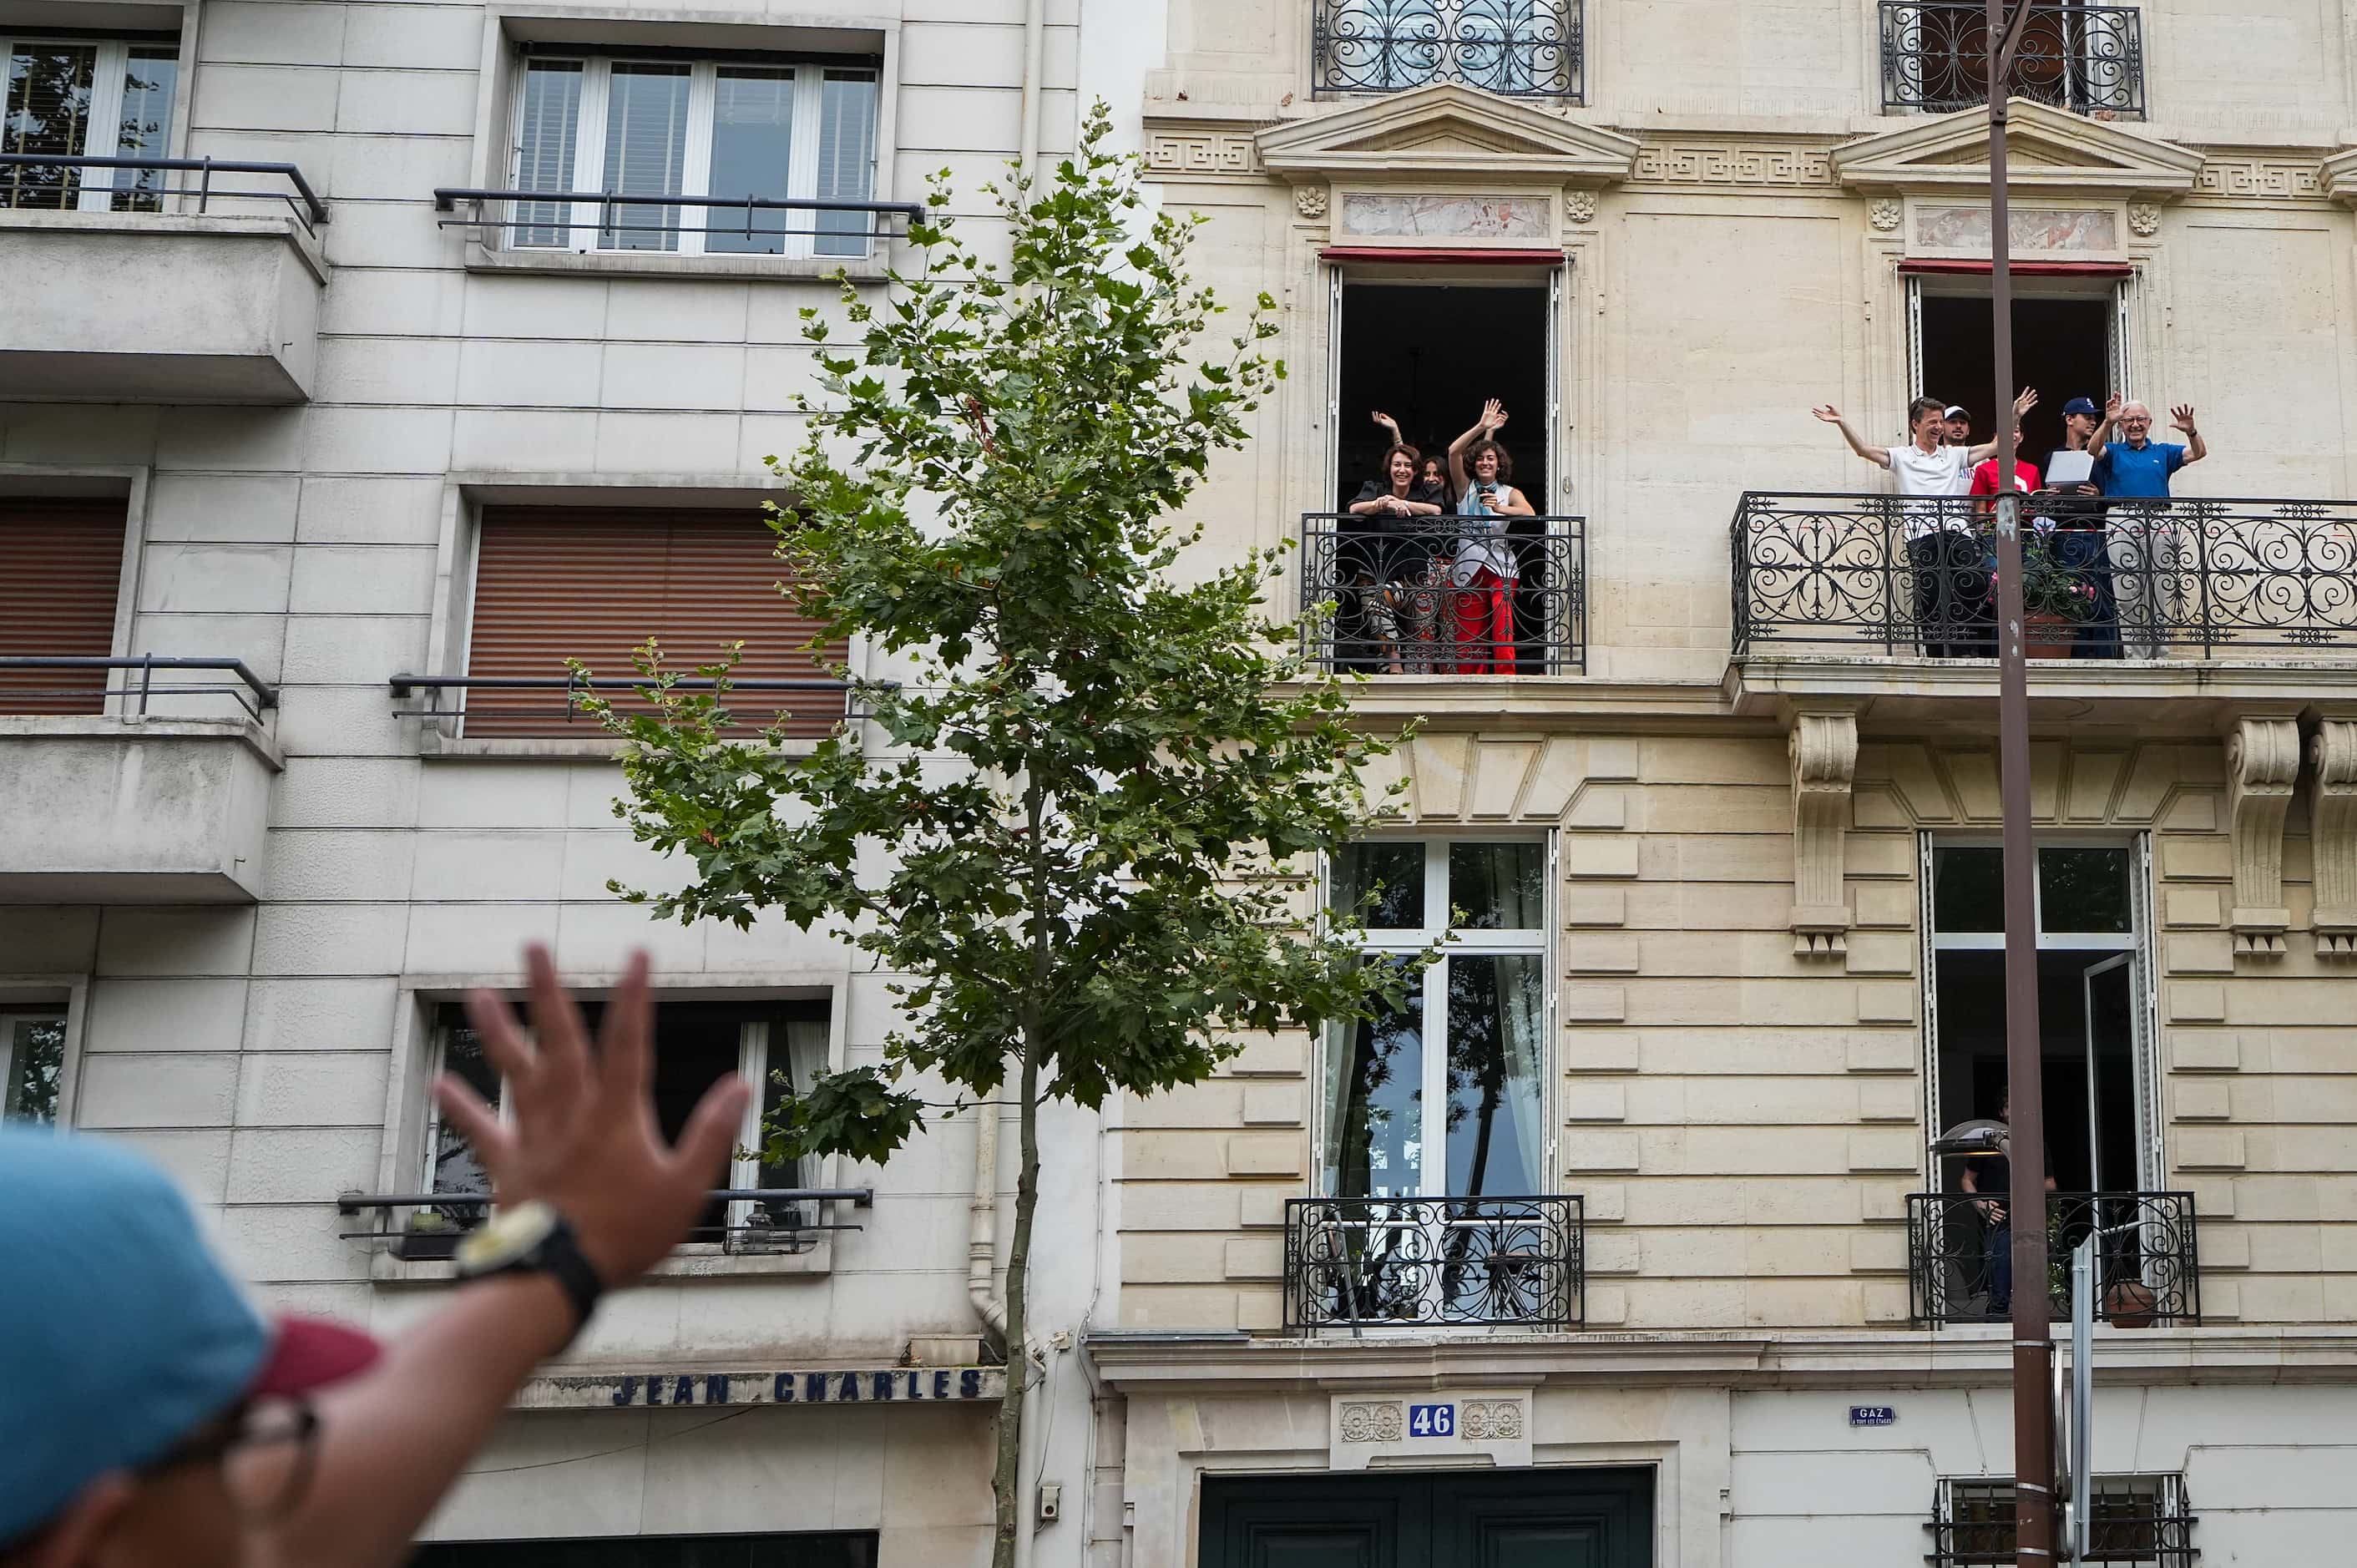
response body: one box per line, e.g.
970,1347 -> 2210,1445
1811,405 -> 1891,468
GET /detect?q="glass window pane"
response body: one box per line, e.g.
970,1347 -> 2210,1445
813,68 -> 878,257
1330,842 -> 1424,929
4,43 -> 97,210
429,1020 -> 498,1207
1933,846 -> 2004,933
2041,847 -> 2132,934
1443,955 -> 1544,1196
109,48 -> 176,211
3,1017 -> 64,1124
706,68 -> 792,255
512,59 -> 582,247
1321,978 -> 1423,1198
1449,842 -> 1545,930
599,62 -> 689,251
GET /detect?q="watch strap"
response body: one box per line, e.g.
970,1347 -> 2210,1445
534,1220 -> 606,1346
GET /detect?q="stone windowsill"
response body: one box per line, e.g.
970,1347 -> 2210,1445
462,240 -> 888,285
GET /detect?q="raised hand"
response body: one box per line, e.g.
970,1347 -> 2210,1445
1481,397 -> 1506,432
2170,403 -> 2198,434
1812,405 -> 1843,423
2012,387 -> 2039,417
1371,409 -> 1399,432
435,946 -> 750,1287
2106,392 -> 2123,419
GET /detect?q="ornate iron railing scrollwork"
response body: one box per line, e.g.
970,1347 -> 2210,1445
1879,0 -> 2146,119
1732,491 -> 2357,660
1931,1474 -> 2196,1567
1312,0 -> 1584,100
1285,1195 -> 1584,1331
1300,512 -> 1586,675
1907,1191 -> 2199,1328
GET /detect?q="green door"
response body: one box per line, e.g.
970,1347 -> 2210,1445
1201,1469 -> 1652,1568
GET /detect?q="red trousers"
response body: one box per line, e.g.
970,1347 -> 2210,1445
1452,569 -> 1515,674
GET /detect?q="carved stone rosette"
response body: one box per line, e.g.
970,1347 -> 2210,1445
1294,184 -> 1330,221
2310,721 -> 2357,958
1869,197 -> 1903,232
1789,709 -> 1861,959
1565,189 -> 1598,225
1338,1400 -> 1404,1443
1459,1399 -> 1526,1440
2225,716 -> 2302,958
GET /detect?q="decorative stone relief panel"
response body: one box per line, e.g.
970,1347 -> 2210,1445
2194,160 -> 2324,199
1143,125 -> 1263,178
1629,142 -> 1836,187
2224,716 -> 2300,958
1907,202 -> 2126,261
1339,191 -> 1550,240
1293,185 -> 1329,220
2309,721 -> 2357,958
1791,708 -> 1861,959
1327,1389 -> 1532,1469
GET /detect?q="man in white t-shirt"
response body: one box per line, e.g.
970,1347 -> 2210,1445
1812,390 -> 2037,657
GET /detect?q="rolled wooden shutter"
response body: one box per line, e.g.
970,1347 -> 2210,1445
0,498 -> 125,715
465,508 -> 838,738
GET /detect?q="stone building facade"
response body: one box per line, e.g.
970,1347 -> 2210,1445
12,2 -> 2357,1566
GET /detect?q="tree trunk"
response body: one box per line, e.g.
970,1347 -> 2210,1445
991,1044 -> 1041,1568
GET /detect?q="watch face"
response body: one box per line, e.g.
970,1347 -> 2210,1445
454,1199 -> 559,1274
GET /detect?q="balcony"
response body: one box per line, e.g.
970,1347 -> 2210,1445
1284,1196 -> 1585,1332
1311,0 -> 1584,102
0,155 -> 327,403
0,657 -> 281,903
1880,1 -> 2146,119
1907,1191 -> 2200,1328
1301,513 -> 1586,676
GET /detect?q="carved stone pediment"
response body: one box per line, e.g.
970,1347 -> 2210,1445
1833,98 -> 2203,199
1257,83 -> 1639,186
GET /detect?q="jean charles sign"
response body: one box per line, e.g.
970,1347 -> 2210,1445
513,1366 -> 1007,1412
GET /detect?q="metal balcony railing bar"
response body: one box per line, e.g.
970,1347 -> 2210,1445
1311,0 -> 1584,100
1879,0 -> 2146,119
387,672 -> 885,724
1906,1191 -> 2199,1328
432,187 -> 924,247
1299,512 -> 1586,675
0,153 -> 328,231
1284,1194 -> 1585,1332
335,1189 -> 872,1255
0,655 -> 279,721
1732,492 -> 2357,660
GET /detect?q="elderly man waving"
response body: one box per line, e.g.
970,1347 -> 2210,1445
2091,397 -> 2209,655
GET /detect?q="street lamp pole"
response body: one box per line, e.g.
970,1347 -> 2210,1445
1983,3 -> 2056,1564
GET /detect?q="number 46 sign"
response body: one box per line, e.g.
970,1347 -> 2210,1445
1408,1403 -> 1455,1438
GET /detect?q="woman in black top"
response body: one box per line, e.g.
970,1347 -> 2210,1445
1343,421 -> 1449,671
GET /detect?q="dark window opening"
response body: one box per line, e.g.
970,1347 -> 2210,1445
1918,292 -> 2112,477
409,1532 -> 879,1568
1336,281 -> 1550,510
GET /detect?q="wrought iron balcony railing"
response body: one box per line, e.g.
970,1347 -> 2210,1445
1880,0 -> 2145,119
336,1187 -> 871,1260
0,154 -> 328,233
1907,1191 -> 2198,1328
1285,1195 -> 1584,1331
1312,0 -> 1584,100
1732,492 -> 2357,661
432,187 -> 923,257
1302,513 -> 1585,675
1932,1475 -> 2195,1567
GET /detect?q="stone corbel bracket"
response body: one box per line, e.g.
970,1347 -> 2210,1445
2309,721 -> 2357,958
1790,708 -> 1860,959
2225,716 -> 2301,958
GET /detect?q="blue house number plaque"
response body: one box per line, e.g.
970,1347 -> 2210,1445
1408,1403 -> 1456,1438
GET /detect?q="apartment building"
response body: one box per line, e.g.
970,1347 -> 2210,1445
1083,3 -> 2357,1566
0,3 -> 1120,1564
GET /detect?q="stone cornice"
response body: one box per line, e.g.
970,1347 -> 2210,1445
1086,1326 -> 2357,1392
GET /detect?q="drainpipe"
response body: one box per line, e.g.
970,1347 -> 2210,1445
969,1099 -> 1007,1346
1019,0 -> 1049,185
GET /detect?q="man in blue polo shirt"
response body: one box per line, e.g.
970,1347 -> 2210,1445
2093,397 -> 2208,497
2094,398 -> 2209,655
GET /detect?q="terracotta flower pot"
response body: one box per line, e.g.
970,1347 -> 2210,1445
2026,612 -> 2076,660
2105,1279 -> 2159,1328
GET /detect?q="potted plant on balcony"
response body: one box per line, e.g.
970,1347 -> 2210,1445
2018,529 -> 2100,659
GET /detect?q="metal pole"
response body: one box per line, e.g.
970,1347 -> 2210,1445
1986,6 -> 2056,1564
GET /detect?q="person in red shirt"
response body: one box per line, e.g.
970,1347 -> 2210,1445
1968,424 -> 2039,503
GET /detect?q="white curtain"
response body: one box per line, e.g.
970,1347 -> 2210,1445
1495,953 -> 1545,1192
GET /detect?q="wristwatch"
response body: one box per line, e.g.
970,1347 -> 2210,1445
453,1201 -> 606,1344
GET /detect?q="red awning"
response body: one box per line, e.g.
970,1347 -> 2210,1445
1899,259 -> 2133,278
1321,246 -> 1565,266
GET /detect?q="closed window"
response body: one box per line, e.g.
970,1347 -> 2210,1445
418,999 -> 829,1254
507,51 -> 880,257
1,1011 -> 64,1125
1933,1475 -> 2192,1567
2,34 -> 178,210
0,498 -> 125,715
461,508 -> 841,740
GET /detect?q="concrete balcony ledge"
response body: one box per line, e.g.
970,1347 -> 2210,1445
0,716 -> 282,903
1727,653 -> 2357,727
0,210 -> 326,404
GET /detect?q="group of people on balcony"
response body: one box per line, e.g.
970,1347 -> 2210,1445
1341,398 -> 1537,675
1813,390 -> 2209,659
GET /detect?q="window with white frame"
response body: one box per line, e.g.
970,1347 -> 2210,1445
2,33 -> 179,210
1322,839 -> 1551,1199
506,48 -> 880,257
1,1010 -> 65,1125
419,999 -> 830,1253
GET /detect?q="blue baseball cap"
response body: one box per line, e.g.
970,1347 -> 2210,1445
2063,397 -> 2101,417
0,1125 -> 380,1544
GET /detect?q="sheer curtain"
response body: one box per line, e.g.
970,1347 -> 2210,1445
1495,953 -> 1545,1192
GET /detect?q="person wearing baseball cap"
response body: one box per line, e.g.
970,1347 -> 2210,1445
0,947 -> 747,1568
1943,406 -> 1971,446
